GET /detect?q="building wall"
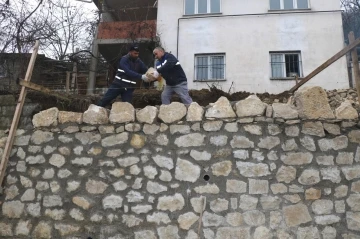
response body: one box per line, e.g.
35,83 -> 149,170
157,0 -> 349,93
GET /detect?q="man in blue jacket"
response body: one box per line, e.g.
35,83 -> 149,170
98,44 -> 150,107
152,47 -> 193,105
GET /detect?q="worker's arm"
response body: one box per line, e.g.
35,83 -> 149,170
156,54 -> 178,74
119,57 -> 142,79
139,60 -> 148,74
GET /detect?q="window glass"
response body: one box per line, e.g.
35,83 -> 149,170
271,54 -> 284,78
198,0 -> 208,14
210,0 -> 221,13
211,56 -> 224,79
297,0 -> 308,9
196,56 -> 209,80
284,0 -> 294,9
185,0 -> 195,15
270,0 -> 281,10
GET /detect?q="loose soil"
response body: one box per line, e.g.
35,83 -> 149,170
2,86 -> 292,113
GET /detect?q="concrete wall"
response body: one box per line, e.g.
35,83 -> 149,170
157,0 -> 349,93
0,96 -> 360,238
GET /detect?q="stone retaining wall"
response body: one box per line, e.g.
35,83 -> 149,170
0,86 -> 360,238
0,95 -> 40,130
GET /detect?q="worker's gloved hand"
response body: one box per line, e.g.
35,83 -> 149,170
152,70 -> 159,79
141,74 -> 149,82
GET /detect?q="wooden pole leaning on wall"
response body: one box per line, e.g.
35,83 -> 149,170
0,40 -> 40,189
290,33 -> 360,93
349,32 -> 360,105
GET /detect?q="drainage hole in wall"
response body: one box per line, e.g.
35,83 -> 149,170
203,175 -> 210,181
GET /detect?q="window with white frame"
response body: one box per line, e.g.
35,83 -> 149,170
270,0 -> 309,10
195,54 -> 225,81
185,0 -> 221,15
270,52 -> 303,78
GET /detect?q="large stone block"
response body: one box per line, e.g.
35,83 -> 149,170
109,102 -> 135,123
294,86 -> 334,119
187,102 -> 204,121
235,95 -> 266,117
58,111 -> 83,124
335,100 -> 358,120
272,103 -> 298,119
32,107 -> 59,127
205,97 -> 236,118
136,106 -> 158,124
83,104 -> 109,125
158,102 -> 187,123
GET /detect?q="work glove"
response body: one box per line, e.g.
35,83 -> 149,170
141,74 -> 149,82
152,70 -> 159,79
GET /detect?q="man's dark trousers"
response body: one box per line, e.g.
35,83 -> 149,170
98,82 -> 134,107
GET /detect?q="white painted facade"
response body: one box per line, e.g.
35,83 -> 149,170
156,0 -> 349,93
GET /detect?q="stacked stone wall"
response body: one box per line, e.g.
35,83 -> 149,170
0,95 -> 40,130
0,87 -> 360,238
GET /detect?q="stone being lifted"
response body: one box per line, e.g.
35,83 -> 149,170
146,67 -> 165,91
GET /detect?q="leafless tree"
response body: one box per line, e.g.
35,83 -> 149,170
40,0 -> 99,60
341,0 -> 360,40
0,0 -> 98,56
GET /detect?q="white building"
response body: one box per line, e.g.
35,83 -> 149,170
156,0 -> 349,93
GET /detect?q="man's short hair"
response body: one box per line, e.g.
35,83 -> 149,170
129,44 -> 140,52
153,47 -> 165,53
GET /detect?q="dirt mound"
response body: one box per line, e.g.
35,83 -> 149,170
5,86 -> 293,112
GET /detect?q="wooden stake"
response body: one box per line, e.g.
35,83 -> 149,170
0,41 -> 40,188
349,32 -> 360,105
290,35 -> 360,93
66,71 -> 70,93
18,80 -> 70,101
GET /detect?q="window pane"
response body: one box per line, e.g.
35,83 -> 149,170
271,54 -> 285,78
284,0 -> 294,9
185,0 -> 195,15
210,0 -> 220,13
198,0 -> 208,14
297,0 -> 308,8
270,0 -> 281,10
285,54 -> 300,77
211,56 -> 224,79
196,56 -> 208,80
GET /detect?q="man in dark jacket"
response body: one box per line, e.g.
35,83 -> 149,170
98,44 -> 150,107
152,47 -> 193,105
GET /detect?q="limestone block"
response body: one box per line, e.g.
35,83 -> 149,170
158,102 -> 187,123
83,104 -> 109,125
187,102 -> 204,121
136,106 -> 158,124
294,86 -> 334,119
109,102 -> 135,123
32,107 -> 59,127
205,97 -> 236,118
58,111 -> 83,124
335,100 -> 358,120
283,203 -> 312,227
272,103 -> 298,119
175,158 -> 200,182
235,95 -> 266,117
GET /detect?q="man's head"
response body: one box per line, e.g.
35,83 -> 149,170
153,47 -> 165,60
128,44 -> 140,59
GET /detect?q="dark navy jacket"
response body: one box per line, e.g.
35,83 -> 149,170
113,54 -> 147,87
156,53 -> 187,86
